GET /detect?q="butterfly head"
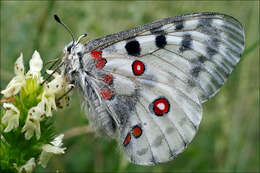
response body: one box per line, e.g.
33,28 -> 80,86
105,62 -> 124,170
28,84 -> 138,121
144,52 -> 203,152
65,42 -> 74,53
64,33 -> 87,53
53,15 -> 88,80
54,14 -> 87,53
62,39 -> 86,81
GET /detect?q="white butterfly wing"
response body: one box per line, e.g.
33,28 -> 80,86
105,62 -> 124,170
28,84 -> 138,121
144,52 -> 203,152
82,13 -> 244,165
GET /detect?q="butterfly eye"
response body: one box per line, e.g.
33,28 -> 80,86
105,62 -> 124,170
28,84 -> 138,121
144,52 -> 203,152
67,44 -> 73,53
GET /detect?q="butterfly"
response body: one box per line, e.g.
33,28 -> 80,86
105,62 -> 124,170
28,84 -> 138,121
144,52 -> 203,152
54,12 -> 245,165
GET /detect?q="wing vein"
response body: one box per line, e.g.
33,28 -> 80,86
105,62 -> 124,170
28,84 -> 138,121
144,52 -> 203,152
151,53 -> 206,94
137,99 -> 183,155
102,69 -> 200,108
133,106 -> 156,163
104,70 -> 199,132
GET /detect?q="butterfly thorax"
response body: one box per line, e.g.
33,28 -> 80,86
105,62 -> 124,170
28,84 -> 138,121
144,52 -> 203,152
63,43 -> 84,81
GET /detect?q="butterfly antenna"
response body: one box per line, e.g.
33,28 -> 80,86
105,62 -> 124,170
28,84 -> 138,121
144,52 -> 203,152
76,33 -> 87,43
54,14 -> 75,44
44,57 -> 61,66
41,62 -> 64,85
46,54 -> 64,71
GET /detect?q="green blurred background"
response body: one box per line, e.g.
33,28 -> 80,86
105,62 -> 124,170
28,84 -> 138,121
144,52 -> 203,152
0,1 -> 259,172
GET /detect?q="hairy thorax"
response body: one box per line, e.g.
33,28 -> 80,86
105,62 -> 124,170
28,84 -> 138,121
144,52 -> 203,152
63,43 -> 119,137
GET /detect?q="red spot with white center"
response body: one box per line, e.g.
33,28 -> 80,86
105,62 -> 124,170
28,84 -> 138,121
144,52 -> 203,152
100,88 -> 114,100
132,125 -> 142,138
123,133 -> 131,146
96,58 -> 107,69
132,60 -> 145,76
91,51 -> 102,59
152,97 -> 170,116
104,74 -> 113,85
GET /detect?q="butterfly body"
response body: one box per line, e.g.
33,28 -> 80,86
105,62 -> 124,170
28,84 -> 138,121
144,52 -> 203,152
62,12 -> 245,165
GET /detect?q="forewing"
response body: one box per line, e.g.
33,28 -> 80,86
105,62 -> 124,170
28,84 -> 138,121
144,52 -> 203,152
87,12 -> 245,165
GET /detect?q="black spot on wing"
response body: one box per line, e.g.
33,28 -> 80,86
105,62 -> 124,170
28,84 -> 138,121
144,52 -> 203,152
198,18 -> 213,28
199,26 -> 219,36
206,36 -> 220,57
175,21 -> 184,30
179,34 -> 192,52
125,39 -> 141,56
155,35 -> 167,48
210,37 -> 220,48
191,66 -> 201,78
150,26 -> 165,35
187,79 -> 196,87
198,55 -> 207,63
206,46 -> 218,58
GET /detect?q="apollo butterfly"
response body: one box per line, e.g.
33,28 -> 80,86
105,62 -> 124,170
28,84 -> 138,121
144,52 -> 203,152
55,12 -> 245,165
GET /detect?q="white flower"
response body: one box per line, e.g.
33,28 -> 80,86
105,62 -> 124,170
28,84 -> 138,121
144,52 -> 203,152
39,134 -> 66,168
41,91 -> 56,117
1,103 -> 20,132
56,83 -> 74,109
14,158 -> 36,173
1,53 -> 25,97
45,70 -> 66,94
22,101 -> 45,140
26,50 -> 43,82
50,133 -> 64,146
42,70 -> 73,116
